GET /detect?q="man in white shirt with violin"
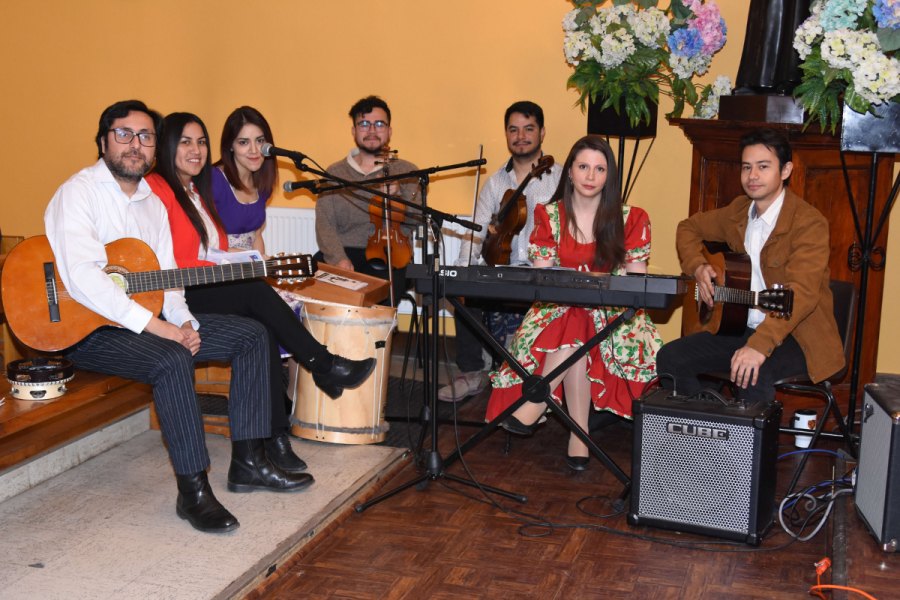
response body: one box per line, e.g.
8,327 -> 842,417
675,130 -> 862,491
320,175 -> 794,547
439,101 -> 562,401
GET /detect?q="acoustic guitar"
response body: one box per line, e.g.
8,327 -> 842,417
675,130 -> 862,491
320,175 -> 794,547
483,155 -> 555,266
682,241 -> 794,336
0,236 -> 316,352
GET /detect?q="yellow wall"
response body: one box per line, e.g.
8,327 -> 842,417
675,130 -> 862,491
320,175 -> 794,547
1,0 -> 898,372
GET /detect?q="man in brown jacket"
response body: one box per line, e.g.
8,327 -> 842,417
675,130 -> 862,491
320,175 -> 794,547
657,129 -> 845,402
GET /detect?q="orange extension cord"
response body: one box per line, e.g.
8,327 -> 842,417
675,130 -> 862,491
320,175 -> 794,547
810,558 -> 880,600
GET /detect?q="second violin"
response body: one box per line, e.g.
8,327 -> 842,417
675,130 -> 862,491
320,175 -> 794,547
483,155 -> 555,266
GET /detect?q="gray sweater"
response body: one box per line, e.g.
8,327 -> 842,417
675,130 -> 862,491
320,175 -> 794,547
315,152 -> 421,265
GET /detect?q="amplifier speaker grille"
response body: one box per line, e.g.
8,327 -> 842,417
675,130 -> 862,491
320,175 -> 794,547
638,414 -> 755,533
629,389 -> 781,544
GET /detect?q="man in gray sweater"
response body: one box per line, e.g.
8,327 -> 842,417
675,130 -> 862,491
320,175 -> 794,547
314,96 -> 420,303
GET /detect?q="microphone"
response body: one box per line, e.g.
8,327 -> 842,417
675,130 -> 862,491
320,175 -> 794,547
260,143 -> 308,163
283,180 -> 321,193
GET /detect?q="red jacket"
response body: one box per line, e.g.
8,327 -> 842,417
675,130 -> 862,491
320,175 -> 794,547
146,173 -> 228,269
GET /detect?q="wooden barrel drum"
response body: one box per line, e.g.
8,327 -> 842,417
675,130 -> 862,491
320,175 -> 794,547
291,301 -> 397,444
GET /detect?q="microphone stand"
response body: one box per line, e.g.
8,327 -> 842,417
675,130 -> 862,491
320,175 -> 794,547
283,155 -> 526,513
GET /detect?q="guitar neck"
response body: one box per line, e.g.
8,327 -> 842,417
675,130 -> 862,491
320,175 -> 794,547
121,261 -> 269,293
712,285 -> 757,307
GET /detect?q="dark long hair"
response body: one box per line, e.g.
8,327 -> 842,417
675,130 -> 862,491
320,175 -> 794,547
551,135 -> 624,272
154,112 -> 225,249
214,106 -> 276,196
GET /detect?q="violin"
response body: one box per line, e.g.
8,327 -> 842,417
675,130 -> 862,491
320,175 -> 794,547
482,155 -> 555,266
365,144 -> 412,271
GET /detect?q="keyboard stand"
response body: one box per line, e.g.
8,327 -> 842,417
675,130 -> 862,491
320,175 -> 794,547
444,297 -> 634,509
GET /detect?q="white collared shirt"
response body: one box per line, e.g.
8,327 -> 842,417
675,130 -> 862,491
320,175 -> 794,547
456,156 -> 562,266
44,159 -> 197,334
744,188 -> 785,328
186,181 -> 220,260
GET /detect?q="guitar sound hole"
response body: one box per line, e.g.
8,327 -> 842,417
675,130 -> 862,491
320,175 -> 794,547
698,302 -> 712,326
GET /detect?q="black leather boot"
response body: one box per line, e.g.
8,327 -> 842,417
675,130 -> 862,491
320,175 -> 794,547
175,471 -> 239,533
312,356 -> 377,400
265,430 -> 307,473
227,438 -> 314,493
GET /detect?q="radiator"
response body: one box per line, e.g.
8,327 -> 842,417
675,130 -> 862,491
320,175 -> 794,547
262,207 -> 473,315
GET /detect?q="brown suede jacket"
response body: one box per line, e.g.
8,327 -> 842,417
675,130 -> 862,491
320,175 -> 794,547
676,188 -> 845,383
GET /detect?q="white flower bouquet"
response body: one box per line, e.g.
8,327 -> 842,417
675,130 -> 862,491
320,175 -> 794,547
793,0 -> 900,131
565,0 -> 731,127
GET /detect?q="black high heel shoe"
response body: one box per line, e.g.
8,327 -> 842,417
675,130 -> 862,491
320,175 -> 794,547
501,414 -> 544,435
566,454 -> 589,471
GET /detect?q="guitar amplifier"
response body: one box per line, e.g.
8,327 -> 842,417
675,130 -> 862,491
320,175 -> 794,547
629,389 -> 782,545
855,383 -> 900,552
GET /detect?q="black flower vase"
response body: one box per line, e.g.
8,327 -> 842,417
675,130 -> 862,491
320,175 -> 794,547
587,97 -> 658,138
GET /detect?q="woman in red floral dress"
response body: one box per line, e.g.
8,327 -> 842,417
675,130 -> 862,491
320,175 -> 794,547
487,135 -> 662,470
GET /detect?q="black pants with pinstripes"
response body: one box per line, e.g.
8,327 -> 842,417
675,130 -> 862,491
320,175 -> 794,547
64,313 -> 270,475
184,280 -> 333,431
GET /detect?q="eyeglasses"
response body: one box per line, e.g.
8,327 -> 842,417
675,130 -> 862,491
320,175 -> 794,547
110,128 -> 157,147
355,120 -> 388,132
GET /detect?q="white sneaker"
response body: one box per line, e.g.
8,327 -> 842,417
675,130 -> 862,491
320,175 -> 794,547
438,371 -> 487,402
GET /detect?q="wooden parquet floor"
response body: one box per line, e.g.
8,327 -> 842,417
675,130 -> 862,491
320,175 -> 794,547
260,390 -> 899,600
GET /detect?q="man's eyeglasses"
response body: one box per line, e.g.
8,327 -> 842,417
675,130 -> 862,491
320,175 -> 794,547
355,120 -> 388,132
110,128 -> 157,147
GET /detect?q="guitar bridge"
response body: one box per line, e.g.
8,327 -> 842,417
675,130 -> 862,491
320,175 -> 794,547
44,262 -> 61,323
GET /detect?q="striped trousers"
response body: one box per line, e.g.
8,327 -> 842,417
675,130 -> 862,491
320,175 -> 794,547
64,313 -> 270,475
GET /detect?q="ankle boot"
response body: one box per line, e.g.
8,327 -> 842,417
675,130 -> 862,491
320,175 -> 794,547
265,430 -> 308,473
312,356 -> 377,400
175,471 -> 239,533
227,438 -> 314,493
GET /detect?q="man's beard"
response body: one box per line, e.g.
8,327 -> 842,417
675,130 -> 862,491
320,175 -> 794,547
105,152 -> 152,183
356,137 -> 385,156
510,142 -> 541,162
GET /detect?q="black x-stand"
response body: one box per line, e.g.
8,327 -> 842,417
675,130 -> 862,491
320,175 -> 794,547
356,213 -> 529,511
356,217 -> 637,513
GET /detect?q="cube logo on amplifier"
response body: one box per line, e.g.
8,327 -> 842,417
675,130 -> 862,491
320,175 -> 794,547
666,422 -> 730,440
630,389 -> 782,545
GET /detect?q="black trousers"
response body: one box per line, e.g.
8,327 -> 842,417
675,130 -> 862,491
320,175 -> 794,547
656,327 -> 809,403
314,247 -> 411,307
185,280 -> 332,430
65,314 -> 269,475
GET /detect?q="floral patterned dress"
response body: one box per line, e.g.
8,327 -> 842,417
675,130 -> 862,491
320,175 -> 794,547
486,201 -> 662,421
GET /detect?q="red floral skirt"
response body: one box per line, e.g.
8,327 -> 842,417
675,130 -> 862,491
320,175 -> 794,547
486,306 -> 645,422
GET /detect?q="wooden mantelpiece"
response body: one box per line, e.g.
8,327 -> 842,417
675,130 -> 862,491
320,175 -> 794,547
670,118 -> 893,410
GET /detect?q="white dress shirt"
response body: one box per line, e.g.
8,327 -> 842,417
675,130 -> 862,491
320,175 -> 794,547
44,159 -> 197,335
186,182 -> 220,260
744,188 -> 785,329
456,157 -> 562,266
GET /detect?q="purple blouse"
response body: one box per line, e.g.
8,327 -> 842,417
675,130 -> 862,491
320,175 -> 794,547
211,167 -> 270,235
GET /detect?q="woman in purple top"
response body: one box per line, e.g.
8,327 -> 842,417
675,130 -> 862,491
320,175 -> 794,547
212,106 -> 274,256
213,106 -> 306,394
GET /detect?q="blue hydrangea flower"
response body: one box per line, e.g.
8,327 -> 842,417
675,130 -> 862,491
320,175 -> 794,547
667,27 -> 703,58
873,0 -> 900,29
819,0 -> 868,32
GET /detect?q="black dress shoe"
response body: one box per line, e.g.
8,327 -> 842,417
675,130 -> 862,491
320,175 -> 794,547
265,431 -> 307,473
175,471 -> 239,533
312,356 -> 376,400
501,415 -> 541,435
566,454 -> 589,471
227,439 -> 314,493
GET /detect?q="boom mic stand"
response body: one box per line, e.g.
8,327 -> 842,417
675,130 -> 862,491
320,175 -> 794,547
284,156 -> 523,505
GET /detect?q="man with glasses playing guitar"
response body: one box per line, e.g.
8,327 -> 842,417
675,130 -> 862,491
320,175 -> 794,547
42,100 -> 315,534
438,101 -> 562,402
657,128 -> 845,402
